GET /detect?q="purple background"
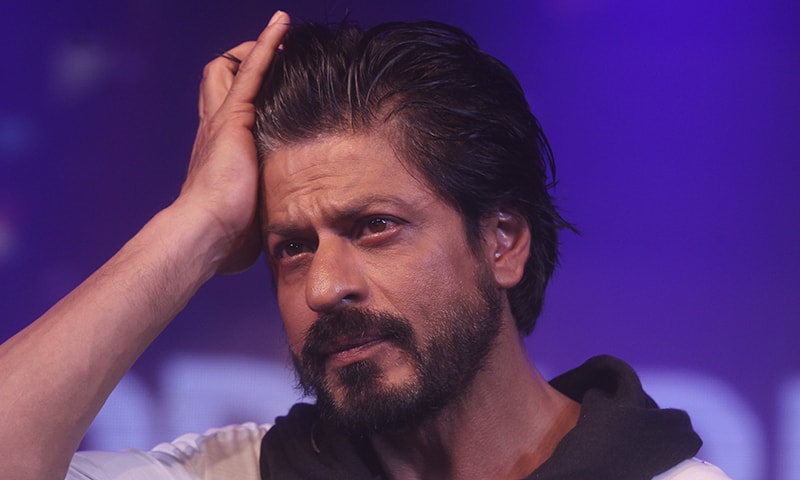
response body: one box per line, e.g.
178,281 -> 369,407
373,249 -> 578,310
1,1 -> 798,479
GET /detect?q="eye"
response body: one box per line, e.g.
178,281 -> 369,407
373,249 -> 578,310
365,217 -> 390,234
355,216 -> 403,242
276,241 -> 313,259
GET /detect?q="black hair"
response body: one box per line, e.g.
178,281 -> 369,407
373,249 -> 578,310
254,20 -> 574,336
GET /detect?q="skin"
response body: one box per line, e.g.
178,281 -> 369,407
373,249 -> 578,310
0,10 -> 579,480
263,133 -> 580,479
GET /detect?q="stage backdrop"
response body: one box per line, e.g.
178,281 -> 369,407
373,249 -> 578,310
1,1 -> 797,479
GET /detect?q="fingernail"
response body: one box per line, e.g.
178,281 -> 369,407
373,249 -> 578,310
268,10 -> 285,26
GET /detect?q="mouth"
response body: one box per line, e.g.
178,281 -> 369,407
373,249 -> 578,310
321,336 -> 387,368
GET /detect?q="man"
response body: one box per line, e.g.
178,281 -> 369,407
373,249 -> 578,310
0,11 -> 729,479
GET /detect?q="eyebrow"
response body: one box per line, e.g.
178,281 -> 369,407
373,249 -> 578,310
262,194 -> 417,238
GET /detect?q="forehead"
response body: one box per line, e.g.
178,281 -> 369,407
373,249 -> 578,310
262,133 -> 439,222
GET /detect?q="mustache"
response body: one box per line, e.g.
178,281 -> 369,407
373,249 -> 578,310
300,308 -> 416,364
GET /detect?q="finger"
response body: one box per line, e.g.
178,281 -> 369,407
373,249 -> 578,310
224,11 -> 290,106
198,41 -> 257,120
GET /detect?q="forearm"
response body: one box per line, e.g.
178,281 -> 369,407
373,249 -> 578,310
0,202 -> 230,479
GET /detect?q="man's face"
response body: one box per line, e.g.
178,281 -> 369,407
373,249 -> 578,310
262,133 -> 503,434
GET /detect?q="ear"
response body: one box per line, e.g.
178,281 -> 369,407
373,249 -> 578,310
482,209 -> 531,288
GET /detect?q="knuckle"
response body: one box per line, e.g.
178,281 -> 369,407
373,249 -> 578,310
202,61 -> 218,78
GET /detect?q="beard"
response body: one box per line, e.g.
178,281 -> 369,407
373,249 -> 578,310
292,269 -> 503,436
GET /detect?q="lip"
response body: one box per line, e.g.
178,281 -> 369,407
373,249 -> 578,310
317,332 -> 384,356
325,337 -> 386,369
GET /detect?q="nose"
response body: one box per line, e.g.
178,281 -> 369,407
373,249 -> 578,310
305,236 -> 368,312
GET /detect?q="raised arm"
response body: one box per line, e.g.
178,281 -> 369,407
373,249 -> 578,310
0,11 -> 289,479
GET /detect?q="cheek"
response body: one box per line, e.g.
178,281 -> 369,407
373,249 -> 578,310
371,245 -> 474,313
418,239 -> 476,286
277,286 -> 311,355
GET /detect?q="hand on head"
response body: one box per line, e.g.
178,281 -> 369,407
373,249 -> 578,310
178,11 -> 290,274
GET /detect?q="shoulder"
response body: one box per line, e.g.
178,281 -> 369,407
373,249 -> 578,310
68,423 -> 270,479
653,458 -> 731,480
152,421 -> 269,462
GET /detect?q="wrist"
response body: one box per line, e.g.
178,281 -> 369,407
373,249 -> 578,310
136,200 -> 239,288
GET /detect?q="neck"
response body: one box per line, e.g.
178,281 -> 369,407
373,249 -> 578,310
368,323 -> 580,480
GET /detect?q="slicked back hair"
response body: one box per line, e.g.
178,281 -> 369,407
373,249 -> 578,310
254,21 -> 573,336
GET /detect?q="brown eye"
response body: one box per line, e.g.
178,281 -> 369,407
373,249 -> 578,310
355,216 -> 404,243
281,242 -> 308,258
366,218 -> 389,234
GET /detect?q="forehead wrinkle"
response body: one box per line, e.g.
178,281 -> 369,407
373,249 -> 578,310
262,131 -> 445,238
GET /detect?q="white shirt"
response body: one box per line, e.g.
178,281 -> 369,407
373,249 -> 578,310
68,423 -> 730,480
